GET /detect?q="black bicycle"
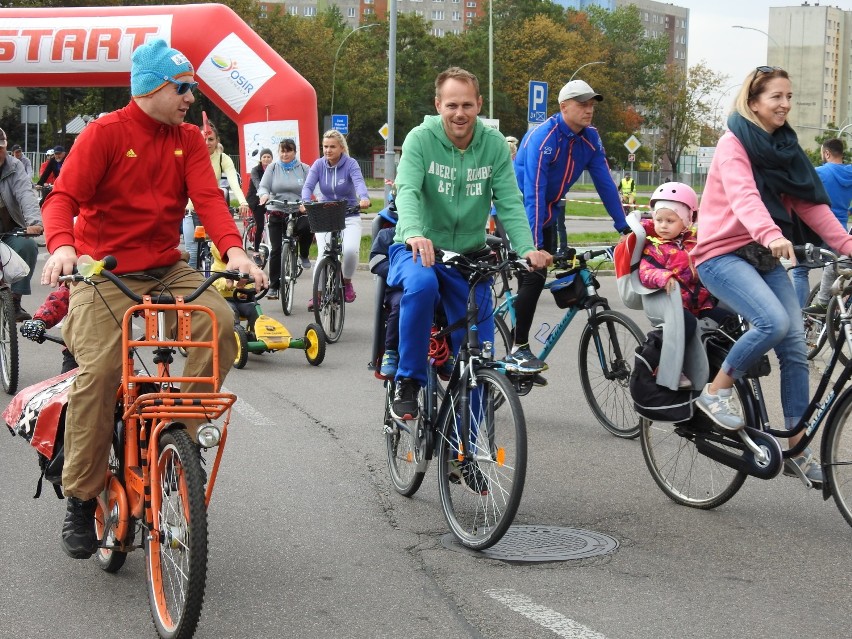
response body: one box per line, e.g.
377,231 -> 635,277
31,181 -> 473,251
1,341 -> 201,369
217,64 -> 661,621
383,247 -> 528,550
640,246 -> 852,527
306,200 -> 358,343
267,199 -> 307,316
0,229 -> 37,394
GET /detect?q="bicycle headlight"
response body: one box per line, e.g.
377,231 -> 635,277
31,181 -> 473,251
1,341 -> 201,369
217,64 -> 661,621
196,423 -> 221,448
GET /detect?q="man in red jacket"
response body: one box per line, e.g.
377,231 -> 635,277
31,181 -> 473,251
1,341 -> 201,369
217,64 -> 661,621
41,38 -> 267,560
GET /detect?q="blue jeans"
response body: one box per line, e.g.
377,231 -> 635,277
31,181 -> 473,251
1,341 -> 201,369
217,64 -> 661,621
697,254 -> 808,424
789,265 -> 810,307
182,212 -> 201,269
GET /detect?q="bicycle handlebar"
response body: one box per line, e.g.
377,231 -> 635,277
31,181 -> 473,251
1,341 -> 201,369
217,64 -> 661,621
58,255 -> 251,304
794,244 -> 852,277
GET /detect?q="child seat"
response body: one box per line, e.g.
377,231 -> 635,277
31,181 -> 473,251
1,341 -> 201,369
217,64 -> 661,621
614,211 -> 709,392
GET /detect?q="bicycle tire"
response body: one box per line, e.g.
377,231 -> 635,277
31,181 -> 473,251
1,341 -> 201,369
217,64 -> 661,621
385,379 -> 428,496
803,283 -> 828,360
145,429 -> 208,639
313,257 -> 345,343
241,220 -> 255,256
577,310 -> 643,439
437,367 -> 526,550
233,325 -> 249,369
493,313 -> 513,360
0,287 -> 19,395
824,392 -> 852,527
639,407 -> 748,509
281,241 -> 296,316
825,284 -> 852,366
94,430 -> 130,573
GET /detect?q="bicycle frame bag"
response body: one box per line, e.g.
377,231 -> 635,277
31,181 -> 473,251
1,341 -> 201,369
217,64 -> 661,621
630,329 -> 697,422
550,271 -> 586,309
3,369 -> 77,498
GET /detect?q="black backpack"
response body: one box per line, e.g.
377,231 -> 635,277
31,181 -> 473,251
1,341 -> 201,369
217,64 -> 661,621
630,329 -> 697,422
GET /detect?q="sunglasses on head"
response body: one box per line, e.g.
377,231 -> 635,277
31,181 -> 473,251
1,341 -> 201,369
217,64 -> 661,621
748,66 -> 783,97
164,76 -> 198,95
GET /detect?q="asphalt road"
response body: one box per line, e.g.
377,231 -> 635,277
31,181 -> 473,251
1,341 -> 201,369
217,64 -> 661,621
1,248 -> 850,639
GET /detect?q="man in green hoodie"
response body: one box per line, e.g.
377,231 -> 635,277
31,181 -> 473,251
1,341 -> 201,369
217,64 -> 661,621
387,67 -> 550,419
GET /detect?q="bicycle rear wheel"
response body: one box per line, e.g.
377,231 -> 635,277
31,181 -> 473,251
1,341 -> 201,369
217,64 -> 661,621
578,310 -> 643,439
640,410 -> 747,509
281,241 -> 296,316
145,429 -> 208,639
803,284 -> 828,360
384,379 -> 428,496
313,257 -> 345,343
437,367 -> 526,550
824,393 -> 852,527
0,287 -> 19,395
95,428 -> 131,573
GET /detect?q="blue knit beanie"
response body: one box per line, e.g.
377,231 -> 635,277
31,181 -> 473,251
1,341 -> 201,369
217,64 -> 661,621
130,39 -> 194,97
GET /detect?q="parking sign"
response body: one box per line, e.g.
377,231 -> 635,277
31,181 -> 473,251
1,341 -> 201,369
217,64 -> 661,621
528,81 -> 548,123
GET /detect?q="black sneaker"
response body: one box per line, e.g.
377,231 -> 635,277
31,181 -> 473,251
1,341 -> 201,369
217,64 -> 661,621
503,345 -> 548,373
803,302 -> 828,317
61,497 -> 98,559
391,378 -> 420,420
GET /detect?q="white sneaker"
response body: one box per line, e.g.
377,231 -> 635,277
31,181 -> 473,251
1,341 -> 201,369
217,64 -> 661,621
695,384 -> 744,431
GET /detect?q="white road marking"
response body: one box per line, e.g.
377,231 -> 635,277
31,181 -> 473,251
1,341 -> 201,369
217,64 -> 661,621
484,589 -> 609,639
222,385 -> 274,427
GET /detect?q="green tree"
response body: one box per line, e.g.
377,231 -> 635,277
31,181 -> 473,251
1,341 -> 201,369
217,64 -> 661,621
644,62 -> 727,180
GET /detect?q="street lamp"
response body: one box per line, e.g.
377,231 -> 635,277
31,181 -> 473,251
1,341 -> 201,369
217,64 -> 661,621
732,25 -> 781,49
713,83 -> 741,132
330,23 -> 378,117
569,61 -> 605,83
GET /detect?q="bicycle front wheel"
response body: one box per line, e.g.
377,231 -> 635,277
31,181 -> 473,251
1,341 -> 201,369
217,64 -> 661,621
0,287 -> 19,395
437,367 -> 526,550
145,429 -> 208,639
578,310 -> 643,439
824,393 -> 852,527
241,220 -> 255,255
281,241 -> 297,316
640,411 -> 747,509
313,258 -> 345,343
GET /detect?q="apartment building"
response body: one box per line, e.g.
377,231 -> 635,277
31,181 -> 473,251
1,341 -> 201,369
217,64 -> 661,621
768,2 -> 852,150
259,0 -> 484,36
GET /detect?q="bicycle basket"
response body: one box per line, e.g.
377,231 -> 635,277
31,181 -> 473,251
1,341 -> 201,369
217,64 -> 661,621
550,271 -> 585,309
305,200 -> 348,232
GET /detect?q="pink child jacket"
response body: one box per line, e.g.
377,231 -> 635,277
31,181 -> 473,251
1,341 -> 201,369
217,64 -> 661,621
637,218 -> 715,316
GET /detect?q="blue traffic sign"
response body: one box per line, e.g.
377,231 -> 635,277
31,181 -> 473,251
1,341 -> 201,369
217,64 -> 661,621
528,81 -> 548,123
332,114 -> 349,135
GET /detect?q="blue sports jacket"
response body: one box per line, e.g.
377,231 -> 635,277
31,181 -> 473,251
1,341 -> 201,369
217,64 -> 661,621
515,113 -> 627,247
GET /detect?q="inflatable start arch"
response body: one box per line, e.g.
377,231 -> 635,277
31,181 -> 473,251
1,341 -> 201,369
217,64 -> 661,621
0,3 -> 319,182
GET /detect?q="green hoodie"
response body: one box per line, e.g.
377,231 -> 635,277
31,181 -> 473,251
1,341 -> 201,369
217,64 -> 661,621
394,115 -> 535,256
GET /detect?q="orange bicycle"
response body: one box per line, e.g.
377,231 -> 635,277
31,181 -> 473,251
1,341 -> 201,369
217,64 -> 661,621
62,256 -> 242,639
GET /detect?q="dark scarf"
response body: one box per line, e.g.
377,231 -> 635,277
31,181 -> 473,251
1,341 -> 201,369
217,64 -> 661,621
727,112 -> 830,243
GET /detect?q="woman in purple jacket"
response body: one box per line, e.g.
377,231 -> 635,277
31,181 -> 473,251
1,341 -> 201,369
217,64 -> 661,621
301,130 -> 371,305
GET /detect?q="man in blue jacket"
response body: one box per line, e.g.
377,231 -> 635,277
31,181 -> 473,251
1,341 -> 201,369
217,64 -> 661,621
505,80 -> 628,375
803,137 -> 852,314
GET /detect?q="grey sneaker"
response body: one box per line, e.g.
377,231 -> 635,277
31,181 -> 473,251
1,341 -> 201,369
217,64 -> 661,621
503,345 -> 547,373
695,384 -> 744,431
783,448 -> 824,487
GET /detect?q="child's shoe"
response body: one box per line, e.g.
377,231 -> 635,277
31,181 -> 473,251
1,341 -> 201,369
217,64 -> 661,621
380,350 -> 399,377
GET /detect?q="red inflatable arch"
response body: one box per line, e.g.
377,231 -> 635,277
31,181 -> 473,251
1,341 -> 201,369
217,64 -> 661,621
0,3 -> 319,183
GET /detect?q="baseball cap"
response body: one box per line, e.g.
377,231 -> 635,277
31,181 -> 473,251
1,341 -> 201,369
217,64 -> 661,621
10,144 -> 21,152
0,128 -> 6,148
53,145 -> 65,153
558,80 -> 603,103
45,148 -> 55,156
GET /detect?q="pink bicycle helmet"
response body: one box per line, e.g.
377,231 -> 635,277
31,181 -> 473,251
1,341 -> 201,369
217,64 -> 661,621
649,182 -> 699,213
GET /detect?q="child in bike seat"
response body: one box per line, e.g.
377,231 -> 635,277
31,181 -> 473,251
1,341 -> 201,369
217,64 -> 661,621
21,285 -> 78,373
370,206 -> 403,378
211,243 -> 259,332
637,183 -> 732,389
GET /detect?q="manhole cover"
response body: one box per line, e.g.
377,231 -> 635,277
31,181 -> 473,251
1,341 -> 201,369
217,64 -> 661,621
442,525 -> 619,563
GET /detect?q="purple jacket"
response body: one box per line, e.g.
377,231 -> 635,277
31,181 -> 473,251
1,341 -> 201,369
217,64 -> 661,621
301,154 -> 369,207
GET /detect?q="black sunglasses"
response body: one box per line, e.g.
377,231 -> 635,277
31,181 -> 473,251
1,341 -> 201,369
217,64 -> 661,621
748,66 -> 783,97
164,76 -> 198,95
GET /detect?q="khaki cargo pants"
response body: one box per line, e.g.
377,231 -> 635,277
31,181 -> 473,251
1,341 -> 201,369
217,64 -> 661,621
61,260 -> 237,500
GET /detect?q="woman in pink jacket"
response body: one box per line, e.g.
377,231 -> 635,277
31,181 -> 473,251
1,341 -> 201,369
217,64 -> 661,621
691,66 -> 852,485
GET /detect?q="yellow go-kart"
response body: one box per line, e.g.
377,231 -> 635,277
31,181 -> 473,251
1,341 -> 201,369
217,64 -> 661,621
231,288 -> 326,368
